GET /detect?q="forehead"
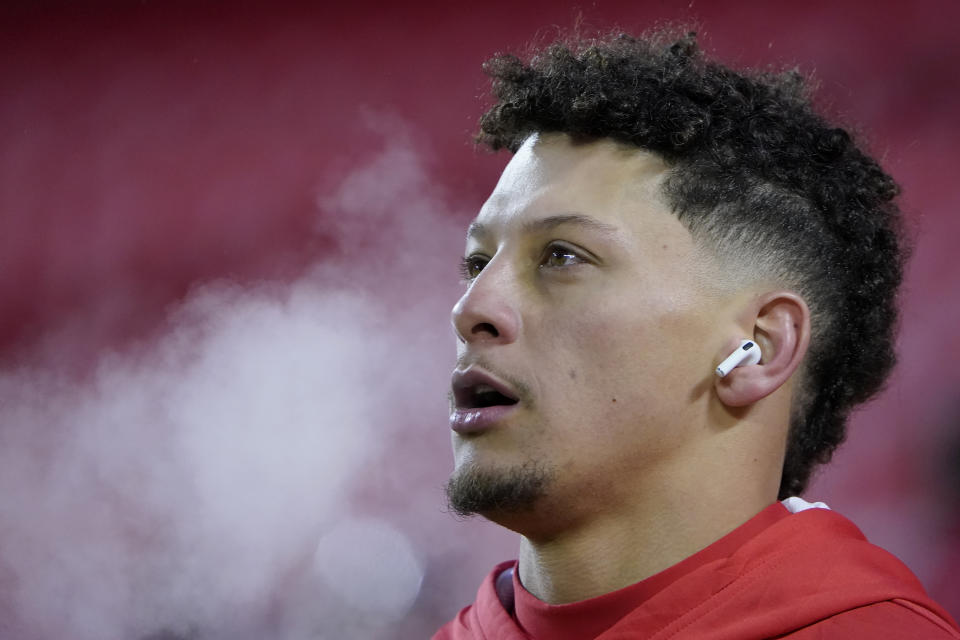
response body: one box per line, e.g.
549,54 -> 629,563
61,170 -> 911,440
492,133 -> 667,203
470,133 -> 679,245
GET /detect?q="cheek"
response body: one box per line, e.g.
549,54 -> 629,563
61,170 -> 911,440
561,298 -> 707,414
533,277 -> 710,394
546,312 -> 652,419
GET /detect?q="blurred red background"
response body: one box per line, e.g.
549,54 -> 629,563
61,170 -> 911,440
1,0 -> 958,632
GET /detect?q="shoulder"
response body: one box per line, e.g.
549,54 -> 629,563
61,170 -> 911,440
626,505 -> 960,639
785,599 -> 960,639
727,506 -> 960,638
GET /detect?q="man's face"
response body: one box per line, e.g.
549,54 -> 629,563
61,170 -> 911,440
447,133 -> 728,532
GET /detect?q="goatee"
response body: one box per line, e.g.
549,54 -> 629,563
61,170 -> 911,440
445,460 -> 553,517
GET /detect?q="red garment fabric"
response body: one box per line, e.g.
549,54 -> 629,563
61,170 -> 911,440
433,505 -> 960,639
511,503 -> 788,640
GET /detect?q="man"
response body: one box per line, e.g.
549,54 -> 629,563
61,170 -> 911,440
434,31 -> 960,639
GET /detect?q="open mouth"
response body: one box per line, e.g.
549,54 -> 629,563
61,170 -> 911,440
458,383 -> 519,409
451,369 -> 520,410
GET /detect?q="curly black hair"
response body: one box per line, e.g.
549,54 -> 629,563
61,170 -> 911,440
476,31 -> 905,498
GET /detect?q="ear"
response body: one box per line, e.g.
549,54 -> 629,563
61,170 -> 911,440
714,291 -> 811,408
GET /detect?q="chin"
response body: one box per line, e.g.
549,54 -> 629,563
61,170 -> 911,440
445,458 -> 554,519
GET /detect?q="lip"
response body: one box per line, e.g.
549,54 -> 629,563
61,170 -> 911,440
449,367 -> 520,434
449,404 -> 518,434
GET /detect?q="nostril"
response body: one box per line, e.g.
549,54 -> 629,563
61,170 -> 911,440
471,322 -> 499,338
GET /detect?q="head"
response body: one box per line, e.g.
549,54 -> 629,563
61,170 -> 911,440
446,31 -> 904,524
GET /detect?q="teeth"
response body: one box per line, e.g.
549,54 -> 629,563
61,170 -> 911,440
466,383 -> 518,409
454,379 -> 518,409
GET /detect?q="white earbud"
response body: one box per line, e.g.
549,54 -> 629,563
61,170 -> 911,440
715,340 -> 762,377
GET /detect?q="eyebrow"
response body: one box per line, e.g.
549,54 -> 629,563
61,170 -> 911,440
466,213 -> 620,240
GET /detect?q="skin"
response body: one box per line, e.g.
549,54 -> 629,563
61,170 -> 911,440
449,132 -> 811,604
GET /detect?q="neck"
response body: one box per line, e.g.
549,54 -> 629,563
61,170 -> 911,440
515,458 -> 778,604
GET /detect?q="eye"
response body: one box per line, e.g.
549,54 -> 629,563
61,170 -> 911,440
539,244 -> 586,270
459,254 -> 489,281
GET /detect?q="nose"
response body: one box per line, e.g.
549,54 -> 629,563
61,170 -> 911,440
451,259 -> 521,345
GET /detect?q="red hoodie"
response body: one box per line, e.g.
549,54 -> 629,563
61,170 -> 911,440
434,503 -> 959,639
